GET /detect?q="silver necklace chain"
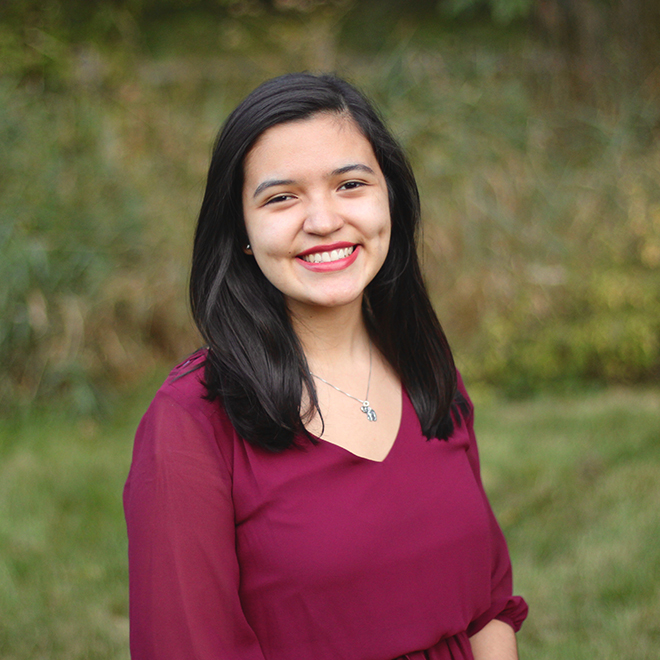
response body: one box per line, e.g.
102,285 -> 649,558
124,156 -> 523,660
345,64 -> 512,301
310,343 -> 378,422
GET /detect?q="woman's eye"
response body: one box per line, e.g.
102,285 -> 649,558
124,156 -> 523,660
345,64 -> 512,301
265,194 -> 293,205
339,181 -> 365,191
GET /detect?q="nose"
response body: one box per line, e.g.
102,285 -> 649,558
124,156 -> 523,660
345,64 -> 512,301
302,193 -> 344,236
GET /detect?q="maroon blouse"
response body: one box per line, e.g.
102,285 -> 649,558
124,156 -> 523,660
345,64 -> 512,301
124,350 -> 527,660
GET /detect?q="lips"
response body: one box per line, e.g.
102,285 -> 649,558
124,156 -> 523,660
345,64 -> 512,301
300,246 -> 355,264
296,243 -> 360,272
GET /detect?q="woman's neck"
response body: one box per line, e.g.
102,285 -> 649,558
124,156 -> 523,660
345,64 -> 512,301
288,297 -> 370,370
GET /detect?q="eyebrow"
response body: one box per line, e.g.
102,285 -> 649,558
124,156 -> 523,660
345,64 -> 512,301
332,163 -> 376,177
252,178 -> 295,200
251,164 -> 376,199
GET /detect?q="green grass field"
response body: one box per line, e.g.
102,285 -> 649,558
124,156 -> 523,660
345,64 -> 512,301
1,379 -> 658,659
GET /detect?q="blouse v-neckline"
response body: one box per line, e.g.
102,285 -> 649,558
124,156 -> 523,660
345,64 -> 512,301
309,385 -> 406,464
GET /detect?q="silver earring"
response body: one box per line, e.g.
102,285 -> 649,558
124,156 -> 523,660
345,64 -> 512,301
246,244 -> 251,250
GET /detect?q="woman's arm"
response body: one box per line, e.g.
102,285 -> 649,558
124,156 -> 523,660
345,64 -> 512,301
469,619 -> 518,660
458,372 -> 528,648
124,387 -> 266,660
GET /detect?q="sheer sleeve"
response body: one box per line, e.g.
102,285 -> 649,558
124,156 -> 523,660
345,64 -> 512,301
457,374 -> 529,637
123,386 -> 266,660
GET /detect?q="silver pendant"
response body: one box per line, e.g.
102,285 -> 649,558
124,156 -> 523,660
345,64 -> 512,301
361,403 -> 377,422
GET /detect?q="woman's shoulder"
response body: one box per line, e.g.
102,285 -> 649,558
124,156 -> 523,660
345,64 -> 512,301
135,348 -> 239,467
164,347 -> 208,391
148,348 -> 228,428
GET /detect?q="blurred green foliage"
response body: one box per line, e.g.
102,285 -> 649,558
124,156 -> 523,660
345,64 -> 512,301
364,38 -> 660,394
446,0 -> 534,23
0,80 -> 146,411
1,0 -> 659,412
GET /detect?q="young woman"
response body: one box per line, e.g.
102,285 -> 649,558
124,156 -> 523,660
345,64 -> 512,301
124,73 -> 527,660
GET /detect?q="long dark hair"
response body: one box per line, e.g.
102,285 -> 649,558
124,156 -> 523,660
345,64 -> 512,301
190,73 -> 464,452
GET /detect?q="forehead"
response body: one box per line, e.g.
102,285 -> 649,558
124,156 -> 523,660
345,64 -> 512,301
243,113 -> 377,179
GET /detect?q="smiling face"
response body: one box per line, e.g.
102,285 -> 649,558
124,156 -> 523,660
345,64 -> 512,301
241,112 -> 391,317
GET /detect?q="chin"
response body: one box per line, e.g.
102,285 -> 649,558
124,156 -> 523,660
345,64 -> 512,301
287,291 -> 363,312
316,293 -> 364,309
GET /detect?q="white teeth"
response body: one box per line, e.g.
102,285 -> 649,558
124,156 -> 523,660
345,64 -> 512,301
301,246 -> 355,264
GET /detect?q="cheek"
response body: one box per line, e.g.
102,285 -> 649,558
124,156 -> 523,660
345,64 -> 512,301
247,210 -> 300,255
250,250 -> 289,293
379,206 -> 392,245
376,192 -> 392,235
354,196 -> 391,238
244,215 -> 276,252
377,214 -> 393,265
253,229 -> 295,258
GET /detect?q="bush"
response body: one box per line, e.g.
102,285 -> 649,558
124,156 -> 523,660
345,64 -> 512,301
1,8 -> 659,411
351,42 -> 660,393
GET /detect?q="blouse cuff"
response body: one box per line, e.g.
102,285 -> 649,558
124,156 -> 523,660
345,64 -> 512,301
467,595 -> 529,637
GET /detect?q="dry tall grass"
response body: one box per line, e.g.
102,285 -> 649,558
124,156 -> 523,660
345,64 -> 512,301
2,12 -> 659,411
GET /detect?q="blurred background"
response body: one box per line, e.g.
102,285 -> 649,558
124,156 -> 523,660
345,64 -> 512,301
1,1 -> 659,658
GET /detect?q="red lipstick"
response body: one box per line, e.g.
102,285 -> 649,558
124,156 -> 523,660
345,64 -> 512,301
297,242 -> 356,258
296,244 -> 360,272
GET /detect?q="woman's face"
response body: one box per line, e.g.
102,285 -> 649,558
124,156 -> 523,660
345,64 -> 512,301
242,113 -> 391,316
